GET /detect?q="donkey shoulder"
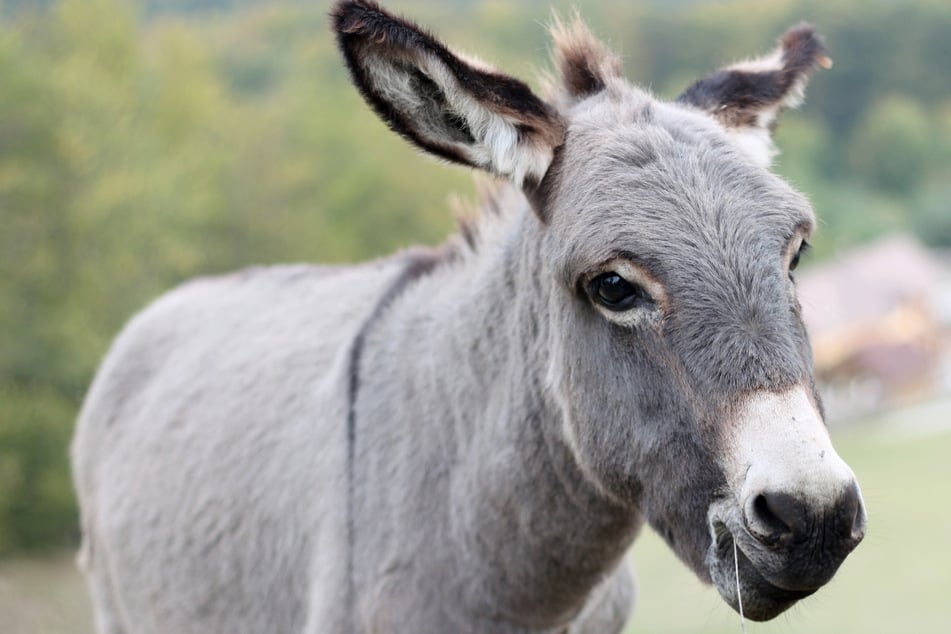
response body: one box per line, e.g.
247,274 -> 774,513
76,257 -> 414,435
71,256 -> 427,632
72,258 -> 413,509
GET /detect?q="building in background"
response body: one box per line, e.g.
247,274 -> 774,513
798,234 -> 951,422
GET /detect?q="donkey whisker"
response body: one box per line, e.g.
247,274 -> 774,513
734,539 -> 747,634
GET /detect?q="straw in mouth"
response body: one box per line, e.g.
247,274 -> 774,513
733,539 -> 747,634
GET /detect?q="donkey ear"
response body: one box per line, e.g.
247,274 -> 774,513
547,14 -> 622,104
331,0 -> 565,187
677,24 -> 831,167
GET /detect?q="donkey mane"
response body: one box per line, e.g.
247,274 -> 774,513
449,177 -> 517,254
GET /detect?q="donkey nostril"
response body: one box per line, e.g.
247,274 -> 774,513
838,481 -> 867,542
746,491 -> 807,545
744,484 -> 866,549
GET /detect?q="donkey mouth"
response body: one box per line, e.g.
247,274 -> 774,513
707,518 -> 817,621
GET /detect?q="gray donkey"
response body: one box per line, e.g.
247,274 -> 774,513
72,2 -> 866,632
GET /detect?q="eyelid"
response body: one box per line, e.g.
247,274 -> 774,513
785,230 -> 811,268
586,258 -> 669,315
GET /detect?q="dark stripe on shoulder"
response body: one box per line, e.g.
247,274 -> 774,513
343,246 -> 450,625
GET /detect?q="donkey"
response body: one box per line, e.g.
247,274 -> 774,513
72,2 -> 866,632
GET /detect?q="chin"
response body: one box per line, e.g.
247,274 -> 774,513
704,506 -> 863,621
707,528 -> 818,621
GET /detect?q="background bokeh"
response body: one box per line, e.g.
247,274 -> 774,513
1,0 -> 949,632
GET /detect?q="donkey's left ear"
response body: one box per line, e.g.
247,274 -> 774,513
677,24 -> 831,168
332,0 -> 565,187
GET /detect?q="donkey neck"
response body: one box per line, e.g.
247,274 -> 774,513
353,196 -> 642,629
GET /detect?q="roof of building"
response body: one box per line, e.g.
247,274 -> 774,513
797,234 -> 947,338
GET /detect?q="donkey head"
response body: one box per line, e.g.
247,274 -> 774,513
333,1 -> 865,621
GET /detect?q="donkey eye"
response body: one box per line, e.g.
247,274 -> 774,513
588,273 -> 648,311
789,240 -> 810,273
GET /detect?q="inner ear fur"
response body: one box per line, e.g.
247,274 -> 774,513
677,23 -> 830,166
331,0 -> 564,187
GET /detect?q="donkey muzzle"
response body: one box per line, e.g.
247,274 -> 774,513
707,385 -> 866,620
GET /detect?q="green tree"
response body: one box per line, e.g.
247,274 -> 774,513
849,95 -> 933,195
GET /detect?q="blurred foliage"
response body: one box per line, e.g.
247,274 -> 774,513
0,0 -> 948,555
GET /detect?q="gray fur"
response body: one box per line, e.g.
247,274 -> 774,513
72,5 -> 864,633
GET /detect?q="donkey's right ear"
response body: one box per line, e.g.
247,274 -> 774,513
332,0 -> 565,187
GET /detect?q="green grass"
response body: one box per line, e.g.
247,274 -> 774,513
0,552 -> 93,634
1,405 -> 949,634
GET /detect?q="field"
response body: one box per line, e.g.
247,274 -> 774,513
1,402 -> 949,634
